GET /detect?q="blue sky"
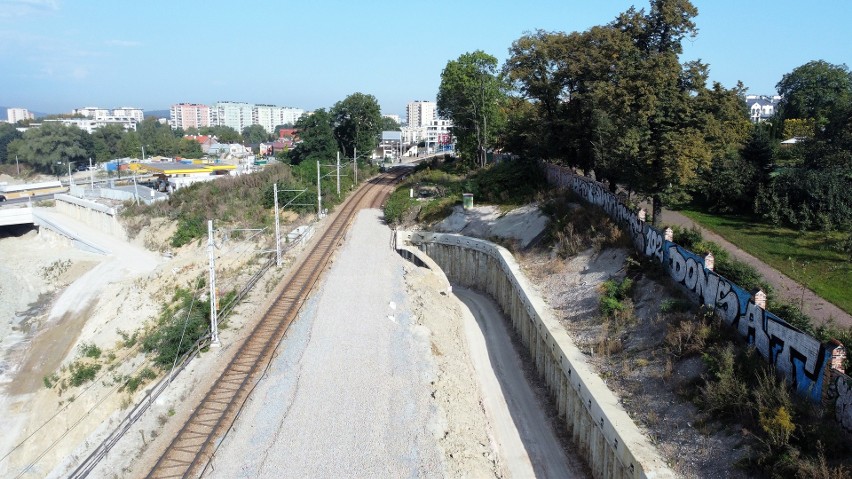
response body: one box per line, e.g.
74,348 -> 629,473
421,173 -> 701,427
1,0 -> 849,118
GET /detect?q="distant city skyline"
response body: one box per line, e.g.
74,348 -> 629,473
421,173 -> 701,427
1,0 -> 849,118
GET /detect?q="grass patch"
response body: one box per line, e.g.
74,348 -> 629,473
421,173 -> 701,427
679,209 -> 851,315
383,157 -> 546,226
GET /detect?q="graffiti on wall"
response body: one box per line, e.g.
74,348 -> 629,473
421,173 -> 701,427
833,376 -> 852,433
545,164 -> 835,402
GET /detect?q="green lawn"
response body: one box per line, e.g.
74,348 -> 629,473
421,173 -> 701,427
678,209 -> 852,315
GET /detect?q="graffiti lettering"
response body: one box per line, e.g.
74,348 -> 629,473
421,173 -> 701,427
545,163 -> 837,403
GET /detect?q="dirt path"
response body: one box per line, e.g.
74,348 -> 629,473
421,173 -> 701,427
454,286 -> 587,478
660,209 -> 852,328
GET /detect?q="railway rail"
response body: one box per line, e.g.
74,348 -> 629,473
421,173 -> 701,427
144,169 -> 404,479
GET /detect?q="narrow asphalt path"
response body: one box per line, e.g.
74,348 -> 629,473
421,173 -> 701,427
659,208 -> 851,328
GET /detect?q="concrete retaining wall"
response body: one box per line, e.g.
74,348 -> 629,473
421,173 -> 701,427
53,194 -> 127,240
400,231 -> 674,479
544,164 -> 840,405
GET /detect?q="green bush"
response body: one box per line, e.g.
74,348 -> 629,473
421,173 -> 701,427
142,284 -> 211,367
599,278 -> 633,319
79,342 -> 102,359
671,225 -> 703,249
171,214 -> 205,247
383,188 -> 417,225
69,362 -> 101,387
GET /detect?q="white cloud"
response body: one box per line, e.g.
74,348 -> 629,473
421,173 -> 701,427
0,0 -> 59,18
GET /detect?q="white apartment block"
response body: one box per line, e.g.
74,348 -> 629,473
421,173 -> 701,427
7,107 -> 34,123
253,104 -> 304,134
406,100 -> 436,128
72,106 -> 143,123
425,119 -> 453,152
73,107 -> 110,118
43,118 -> 137,134
211,101 -> 254,133
401,125 -> 426,144
170,103 -> 211,130
112,107 -> 144,122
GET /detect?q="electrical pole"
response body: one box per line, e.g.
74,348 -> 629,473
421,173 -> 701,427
15,155 -> 20,176
208,220 -> 220,347
336,151 -> 340,196
274,182 -> 281,267
316,160 -> 322,218
354,146 -> 357,184
89,157 -> 94,190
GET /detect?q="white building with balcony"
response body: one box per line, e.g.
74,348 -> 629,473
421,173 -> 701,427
406,100 -> 436,127
43,117 -> 137,134
746,95 -> 781,123
211,101 -> 254,133
253,104 -> 304,133
6,108 -> 34,123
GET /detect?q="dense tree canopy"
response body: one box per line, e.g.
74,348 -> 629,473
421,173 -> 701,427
331,92 -> 382,159
7,122 -> 89,174
499,0 -> 753,222
199,125 -> 241,143
380,116 -> 401,131
0,123 -> 22,165
438,50 -> 506,167
242,124 -> 272,144
776,60 -> 852,126
91,124 -> 126,162
289,109 -> 338,166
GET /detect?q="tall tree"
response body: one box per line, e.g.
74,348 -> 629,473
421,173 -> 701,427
438,50 -> 506,167
177,138 -> 204,158
776,60 -> 852,126
136,118 -> 179,157
331,92 -> 382,159
242,124 -> 271,144
91,124 -> 126,162
0,123 -> 22,165
199,125 -> 241,143
6,122 -> 89,173
289,109 -> 337,166
380,116 -> 401,131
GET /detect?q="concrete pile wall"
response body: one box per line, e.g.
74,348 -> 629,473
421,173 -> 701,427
543,164 -> 849,415
400,231 -> 674,479
53,194 -> 127,240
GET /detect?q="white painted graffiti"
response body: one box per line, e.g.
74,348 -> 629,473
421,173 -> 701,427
546,163 -> 837,403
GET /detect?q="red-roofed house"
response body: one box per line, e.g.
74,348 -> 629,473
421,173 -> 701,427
184,135 -> 217,153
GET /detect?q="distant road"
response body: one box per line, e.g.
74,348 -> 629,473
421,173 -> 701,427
0,193 -> 55,207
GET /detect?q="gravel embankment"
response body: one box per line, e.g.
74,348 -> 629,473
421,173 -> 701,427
206,209 -> 443,477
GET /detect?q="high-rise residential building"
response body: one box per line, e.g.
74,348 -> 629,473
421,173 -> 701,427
170,103 -> 211,130
212,101 -> 254,132
253,104 -> 305,134
7,108 -> 34,123
406,100 -> 436,128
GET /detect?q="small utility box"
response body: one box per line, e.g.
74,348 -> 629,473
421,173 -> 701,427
462,193 -> 474,209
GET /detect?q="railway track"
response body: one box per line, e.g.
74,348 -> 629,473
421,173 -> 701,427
144,169 -> 404,479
